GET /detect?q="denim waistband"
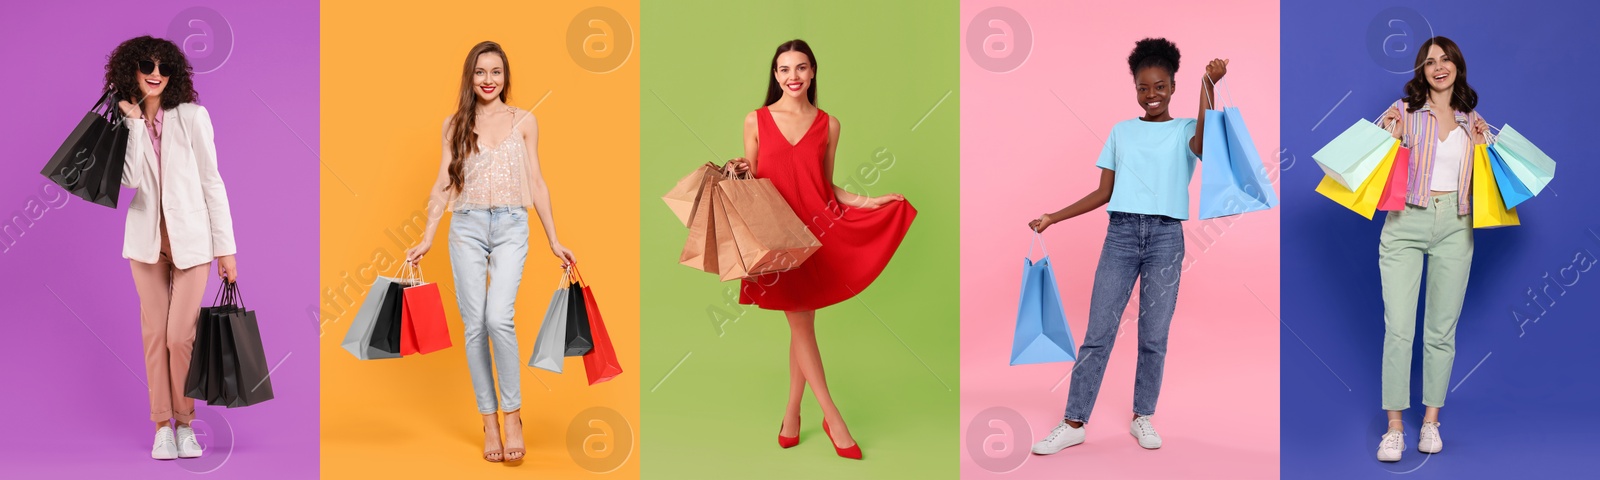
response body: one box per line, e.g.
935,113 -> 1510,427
454,206 -> 526,214
1108,211 -> 1181,223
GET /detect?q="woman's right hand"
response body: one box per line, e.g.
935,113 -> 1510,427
726,158 -> 750,175
1029,214 -> 1054,233
1380,106 -> 1404,139
404,241 -> 431,264
117,100 -> 140,119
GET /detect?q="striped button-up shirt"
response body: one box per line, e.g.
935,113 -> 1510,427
1387,99 -> 1495,215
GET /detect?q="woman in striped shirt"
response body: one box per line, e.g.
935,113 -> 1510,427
1371,36 -> 1494,463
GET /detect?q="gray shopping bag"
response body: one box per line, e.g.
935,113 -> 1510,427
340,276 -> 403,360
528,286 -> 569,373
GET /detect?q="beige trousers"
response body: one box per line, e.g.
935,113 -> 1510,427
130,218 -> 210,423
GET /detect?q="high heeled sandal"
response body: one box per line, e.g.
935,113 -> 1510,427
503,411 -> 526,463
483,424 -> 504,463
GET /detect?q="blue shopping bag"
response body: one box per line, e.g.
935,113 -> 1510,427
1489,124 -> 1556,196
1486,144 -> 1533,209
1199,99 -> 1278,219
1010,233 -> 1077,366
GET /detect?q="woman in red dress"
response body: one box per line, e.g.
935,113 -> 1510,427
726,39 -> 917,460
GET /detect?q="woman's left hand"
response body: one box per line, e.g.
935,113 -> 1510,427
550,243 -> 576,268
866,193 -> 905,209
1204,59 -> 1229,84
1472,117 -> 1491,143
217,255 -> 238,283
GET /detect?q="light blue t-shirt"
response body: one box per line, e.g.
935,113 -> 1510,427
1094,117 -> 1199,220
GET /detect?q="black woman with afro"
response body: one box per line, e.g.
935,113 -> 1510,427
1027,37 -> 1229,455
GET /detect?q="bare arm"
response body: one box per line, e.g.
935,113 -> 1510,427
1031,168 -> 1115,232
519,113 -> 575,266
1189,59 -> 1228,158
405,118 -> 455,263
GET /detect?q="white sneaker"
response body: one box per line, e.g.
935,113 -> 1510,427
1418,422 -> 1442,454
151,426 -> 178,460
176,424 -> 203,458
1030,420 -> 1086,455
1129,415 -> 1162,449
1377,429 -> 1404,462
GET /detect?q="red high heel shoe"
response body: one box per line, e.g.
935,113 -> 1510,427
778,416 -> 799,448
823,419 -> 863,460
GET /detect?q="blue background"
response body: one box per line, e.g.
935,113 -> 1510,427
1282,2 -> 1600,478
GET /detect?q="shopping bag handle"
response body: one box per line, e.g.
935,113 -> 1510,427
209,281 -> 243,308
1202,72 -> 1236,111
569,264 -> 587,287
1026,231 -> 1049,261
556,264 -> 573,288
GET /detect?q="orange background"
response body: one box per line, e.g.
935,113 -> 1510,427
318,1 -> 639,478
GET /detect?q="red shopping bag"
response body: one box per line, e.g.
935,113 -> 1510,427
1376,146 -> 1411,212
400,264 -> 453,356
574,267 -> 622,385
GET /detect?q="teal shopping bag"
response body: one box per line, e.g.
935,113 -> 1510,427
1198,92 -> 1278,219
1010,233 -> 1077,366
1489,124 -> 1556,196
1312,119 -> 1393,190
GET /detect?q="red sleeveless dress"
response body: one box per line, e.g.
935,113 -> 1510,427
740,107 -> 917,311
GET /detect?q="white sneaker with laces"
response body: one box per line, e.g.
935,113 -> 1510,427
176,424 -> 203,458
152,426 -> 178,460
1418,422 -> 1442,454
1030,420 -> 1086,455
1129,415 -> 1162,449
1377,429 -> 1404,462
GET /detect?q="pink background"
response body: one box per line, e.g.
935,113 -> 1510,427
959,1 -> 1280,478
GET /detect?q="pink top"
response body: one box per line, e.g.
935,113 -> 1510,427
145,108 -> 165,170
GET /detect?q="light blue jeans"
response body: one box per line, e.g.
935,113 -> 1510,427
1063,212 -> 1184,423
449,207 -> 529,414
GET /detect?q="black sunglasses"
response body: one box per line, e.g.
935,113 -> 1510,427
138,60 -> 176,77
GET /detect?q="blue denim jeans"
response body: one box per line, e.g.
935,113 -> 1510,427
448,207 -> 530,414
1062,212 -> 1184,423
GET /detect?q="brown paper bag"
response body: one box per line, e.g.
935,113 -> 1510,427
663,162 -> 721,226
678,166 -> 727,273
712,176 -> 822,281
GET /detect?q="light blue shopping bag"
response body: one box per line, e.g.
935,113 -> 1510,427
1198,79 -> 1278,219
1487,144 -> 1534,209
1010,233 -> 1077,366
1313,119 -> 1394,190
1489,124 -> 1556,196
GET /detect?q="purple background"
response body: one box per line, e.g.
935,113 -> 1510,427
0,1 -> 319,478
1282,1 -> 1600,478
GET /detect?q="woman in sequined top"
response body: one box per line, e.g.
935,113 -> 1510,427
404,41 -> 575,464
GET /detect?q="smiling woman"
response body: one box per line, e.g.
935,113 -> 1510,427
1024,36 -> 1233,455
104,34 -> 239,461
400,40 -> 577,465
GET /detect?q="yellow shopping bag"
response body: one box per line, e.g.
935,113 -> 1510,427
1472,144 -> 1520,228
1316,140 -> 1399,220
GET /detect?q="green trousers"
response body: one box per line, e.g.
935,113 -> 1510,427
1379,192 -> 1473,411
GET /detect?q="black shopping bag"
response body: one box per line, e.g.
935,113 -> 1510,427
563,280 -> 592,356
367,281 -> 405,355
185,283 -> 241,403
42,89 -> 127,208
225,300 -> 274,407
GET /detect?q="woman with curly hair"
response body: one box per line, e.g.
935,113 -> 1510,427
1027,37 -> 1227,454
109,35 -> 237,460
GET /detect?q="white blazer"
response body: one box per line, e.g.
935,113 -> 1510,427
120,103 -> 236,270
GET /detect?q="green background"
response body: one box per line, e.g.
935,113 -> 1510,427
639,1 -> 960,478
